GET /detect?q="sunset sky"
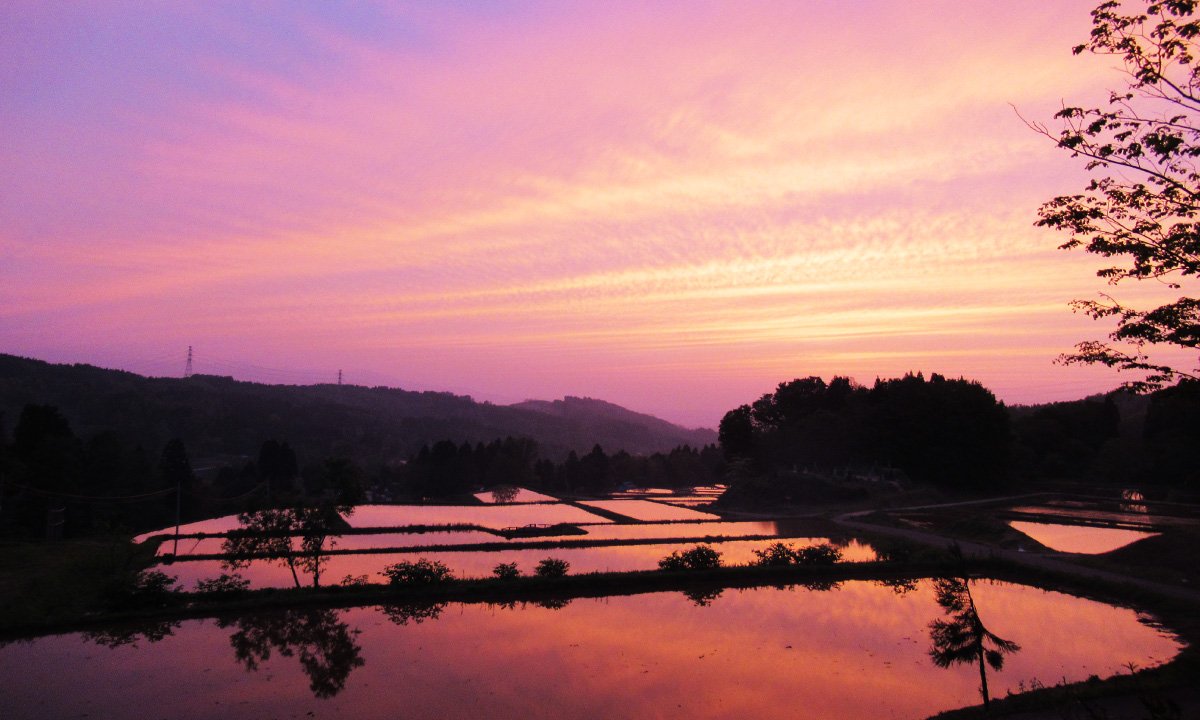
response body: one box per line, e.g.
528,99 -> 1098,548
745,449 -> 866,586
0,0 -> 1172,428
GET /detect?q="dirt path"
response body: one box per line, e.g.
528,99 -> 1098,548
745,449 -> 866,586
834,507 -> 1200,603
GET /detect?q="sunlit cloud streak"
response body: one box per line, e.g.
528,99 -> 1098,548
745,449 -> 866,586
1,0 -> 1143,426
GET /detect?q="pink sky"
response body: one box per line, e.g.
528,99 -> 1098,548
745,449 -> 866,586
0,1 -> 1176,428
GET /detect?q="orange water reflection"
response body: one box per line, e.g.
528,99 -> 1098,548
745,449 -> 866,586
346,503 -> 613,528
473,488 -> 559,503
158,521 -> 802,558
162,538 -> 877,589
578,499 -> 721,521
0,580 -> 1180,720
158,529 -> 511,557
1010,521 -> 1158,554
579,520 -> 779,540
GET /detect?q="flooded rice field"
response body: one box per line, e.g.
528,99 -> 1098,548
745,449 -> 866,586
609,485 -> 727,507
1009,521 -> 1158,554
345,503 -> 614,529
576,520 -> 780,540
473,488 -> 559,504
577,499 -> 721,521
1004,493 -> 1200,530
160,537 -> 878,589
0,579 -> 1180,720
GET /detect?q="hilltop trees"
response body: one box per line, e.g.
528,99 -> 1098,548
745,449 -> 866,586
1031,0 -> 1200,389
1143,377 -> 1200,485
401,436 -> 723,498
719,373 -> 1011,490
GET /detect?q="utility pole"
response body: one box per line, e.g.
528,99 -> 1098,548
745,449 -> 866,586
174,476 -> 181,555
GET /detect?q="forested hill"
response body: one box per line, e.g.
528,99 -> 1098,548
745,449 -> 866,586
511,397 -> 714,446
0,354 -> 716,463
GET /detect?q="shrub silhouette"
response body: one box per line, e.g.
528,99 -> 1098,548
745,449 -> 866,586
752,542 -> 799,566
493,562 -> 521,580
194,573 -> 250,597
751,542 -> 842,566
796,544 -> 842,565
658,544 -> 722,571
383,558 -> 454,585
534,558 -> 569,577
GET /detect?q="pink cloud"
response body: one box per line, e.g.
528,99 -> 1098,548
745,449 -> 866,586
1,0 -> 1150,427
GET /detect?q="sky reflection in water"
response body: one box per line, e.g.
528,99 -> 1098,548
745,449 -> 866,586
162,538 -> 877,589
344,503 -> 613,529
159,521 -> 789,557
1009,521 -> 1158,554
578,499 -> 721,521
0,580 -> 1180,720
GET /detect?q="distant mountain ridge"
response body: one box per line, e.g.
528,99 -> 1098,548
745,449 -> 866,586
512,396 -> 713,436
0,353 -> 716,463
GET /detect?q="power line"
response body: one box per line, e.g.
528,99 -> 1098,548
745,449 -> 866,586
6,483 -> 176,502
50,348 -> 357,389
181,481 -> 267,504
9,479 -> 267,505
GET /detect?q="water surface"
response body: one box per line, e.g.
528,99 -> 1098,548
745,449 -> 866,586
0,580 -> 1179,720
346,503 -> 613,529
1010,521 -> 1158,554
578,499 -> 720,521
160,538 -> 877,588
579,520 -> 779,541
473,488 -> 560,503
159,529 -> 511,557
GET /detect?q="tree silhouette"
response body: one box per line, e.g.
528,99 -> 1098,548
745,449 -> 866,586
222,458 -> 359,587
928,577 -> 1021,709
83,619 -> 181,648
381,601 -> 447,626
1029,0 -> 1200,390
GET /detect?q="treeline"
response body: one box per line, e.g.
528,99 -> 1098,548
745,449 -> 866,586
719,373 -> 1011,491
0,404 -> 366,539
0,399 -> 723,539
402,438 -> 723,499
718,373 -> 1200,495
0,354 -> 715,466
1008,380 -> 1200,487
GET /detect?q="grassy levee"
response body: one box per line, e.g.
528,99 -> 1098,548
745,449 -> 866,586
3,545 -> 1193,640
165,533 -> 810,563
0,537 -> 159,633
0,553 -> 952,640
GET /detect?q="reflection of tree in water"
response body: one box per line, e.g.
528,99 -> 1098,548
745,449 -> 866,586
381,601 -> 447,626
928,577 -> 1021,710
533,597 -> 572,610
219,608 -> 365,699
83,619 -> 182,648
682,588 -> 724,607
769,579 -> 844,593
875,577 -> 920,596
490,485 -> 519,504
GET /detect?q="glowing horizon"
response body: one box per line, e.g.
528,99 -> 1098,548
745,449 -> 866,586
0,1 -> 1168,428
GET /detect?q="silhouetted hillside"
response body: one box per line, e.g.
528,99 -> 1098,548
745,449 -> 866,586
510,396 -> 715,451
0,354 -> 715,464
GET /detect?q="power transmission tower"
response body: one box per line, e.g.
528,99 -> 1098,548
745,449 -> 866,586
338,369 -> 343,386
184,346 -> 194,378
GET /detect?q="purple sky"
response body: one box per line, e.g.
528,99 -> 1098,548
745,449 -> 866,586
2,1 -> 1178,428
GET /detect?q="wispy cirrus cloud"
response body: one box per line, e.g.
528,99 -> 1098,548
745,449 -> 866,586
1,0 -> 1135,425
